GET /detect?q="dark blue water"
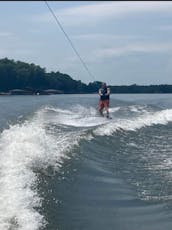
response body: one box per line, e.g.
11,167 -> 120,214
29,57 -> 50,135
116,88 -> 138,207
0,94 -> 172,230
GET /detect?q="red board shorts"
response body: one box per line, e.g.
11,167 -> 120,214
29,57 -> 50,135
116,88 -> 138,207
99,100 -> 109,109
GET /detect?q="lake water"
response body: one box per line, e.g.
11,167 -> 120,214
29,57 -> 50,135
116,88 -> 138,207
0,94 -> 172,230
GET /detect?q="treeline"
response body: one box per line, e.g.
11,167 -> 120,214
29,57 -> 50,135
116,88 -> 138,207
110,84 -> 172,93
0,58 -> 172,94
0,58 -> 90,93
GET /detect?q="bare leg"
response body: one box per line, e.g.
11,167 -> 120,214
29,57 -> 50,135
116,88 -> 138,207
99,101 -> 104,116
105,106 -> 109,118
99,107 -> 104,116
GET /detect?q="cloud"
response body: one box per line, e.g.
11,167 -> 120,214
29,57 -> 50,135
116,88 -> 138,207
93,42 -> 172,58
158,25 -> 172,31
35,1 -> 172,27
0,32 -> 14,37
0,48 -> 34,57
71,33 -> 140,41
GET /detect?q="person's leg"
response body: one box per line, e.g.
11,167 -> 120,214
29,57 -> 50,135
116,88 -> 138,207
105,107 -> 109,117
99,101 -> 104,116
104,100 -> 110,118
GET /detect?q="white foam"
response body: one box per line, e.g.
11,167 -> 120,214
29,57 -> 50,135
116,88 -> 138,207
0,109 -> 84,230
2,104 -> 170,229
44,106 -> 74,115
94,109 -> 172,136
128,105 -> 149,113
43,105 -> 109,127
109,107 -> 120,113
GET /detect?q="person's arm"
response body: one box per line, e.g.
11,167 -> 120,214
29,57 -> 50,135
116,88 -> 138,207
106,87 -> 110,95
99,89 -> 103,96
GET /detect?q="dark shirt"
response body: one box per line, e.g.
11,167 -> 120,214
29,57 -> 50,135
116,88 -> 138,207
100,87 -> 110,100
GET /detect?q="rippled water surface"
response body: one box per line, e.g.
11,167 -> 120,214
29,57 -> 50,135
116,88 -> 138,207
0,94 -> 172,230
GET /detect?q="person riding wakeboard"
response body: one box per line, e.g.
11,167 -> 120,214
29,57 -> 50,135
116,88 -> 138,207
98,82 -> 110,118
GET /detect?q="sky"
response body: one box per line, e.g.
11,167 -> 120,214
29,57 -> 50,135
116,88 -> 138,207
1,1 -> 172,85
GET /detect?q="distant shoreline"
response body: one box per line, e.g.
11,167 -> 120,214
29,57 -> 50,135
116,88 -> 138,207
1,91 -> 172,96
1,58 -> 172,94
